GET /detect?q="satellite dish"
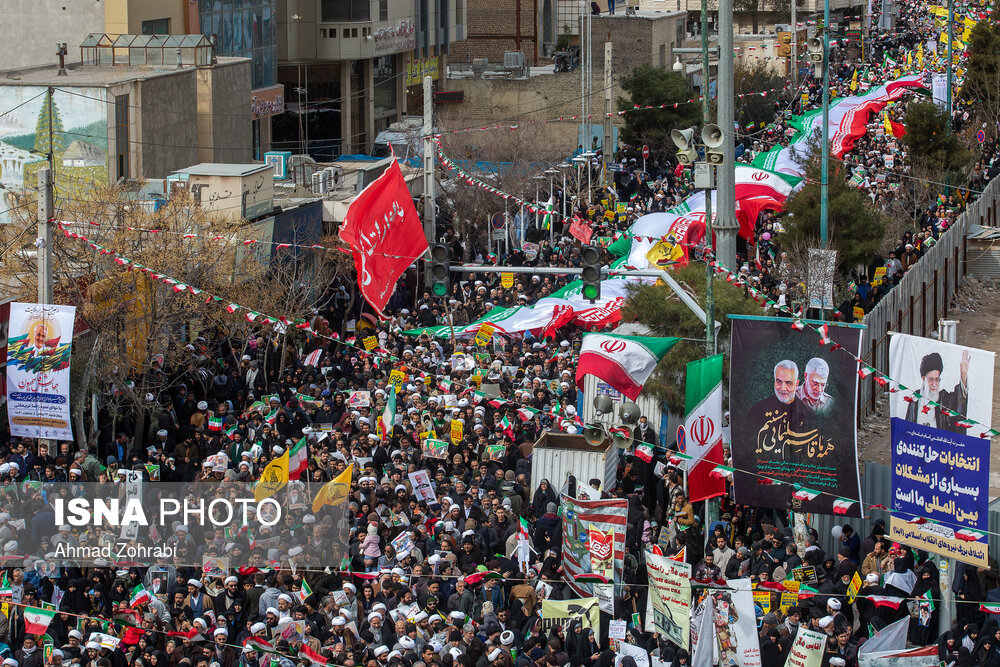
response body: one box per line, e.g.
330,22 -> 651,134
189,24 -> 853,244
583,423 -> 606,446
619,401 -> 641,425
593,394 -> 614,415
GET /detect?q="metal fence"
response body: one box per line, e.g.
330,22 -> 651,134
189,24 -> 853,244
856,174 -> 1000,418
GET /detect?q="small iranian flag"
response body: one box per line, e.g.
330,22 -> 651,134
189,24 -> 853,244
208,417 -> 223,431
130,585 -> 152,607
224,424 -> 238,439
288,437 -> 308,481
792,486 -> 820,501
517,407 -> 537,422
298,644 -> 329,666
634,443 -> 653,463
518,516 -> 530,539
797,584 -> 820,598
917,589 -> 935,611
575,333 -> 679,401
981,603 -> 1000,614
669,452 -> 693,466
710,464 -> 734,479
832,498 -> 856,514
297,579 -> 313,604
955,529 -> 985,542
243,636 -> 273,652
869,596 -> 903,609
265,409 -> 279,425
24,606 -> 56,634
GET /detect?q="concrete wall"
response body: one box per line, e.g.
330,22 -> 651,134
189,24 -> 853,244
591,12 -> 687,73
127,72 -> 198,179
104,0 -> 187,34
0,0 -> 104,70
444,69 -> 613,153
196,60 -> 254,165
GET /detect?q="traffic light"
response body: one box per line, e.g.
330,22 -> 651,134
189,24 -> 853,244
670,128 -> 697,165
701,124 -> 724,165
427,243 -> 450,296
581,244 -> 601,303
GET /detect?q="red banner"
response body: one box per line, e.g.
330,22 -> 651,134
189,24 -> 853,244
339,161 -> 427,318
569,217 -> 593,245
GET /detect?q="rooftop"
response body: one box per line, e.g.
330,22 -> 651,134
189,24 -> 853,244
0,57 -> 248,87
179,163 -> 273,177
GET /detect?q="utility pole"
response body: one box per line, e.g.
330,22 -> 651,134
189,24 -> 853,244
422,75 -> 435,243
700,0 -> 715,357
791,0 -> 797,87
946,0 -> 953,119
603,42 -> 613,179
715,0 -> 737,270
37,167 -> 54,305
820,0 -> 831,248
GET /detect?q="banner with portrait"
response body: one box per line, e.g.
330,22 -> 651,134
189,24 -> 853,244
889,417 -> 990,566
6,303 -> 76,440
704,580 -> 762,667
729,316 -> 863,516
644,551 -> 692,650
888,333 -> 994,440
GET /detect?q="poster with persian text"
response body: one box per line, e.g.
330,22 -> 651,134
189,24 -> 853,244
6,303 -> 75,440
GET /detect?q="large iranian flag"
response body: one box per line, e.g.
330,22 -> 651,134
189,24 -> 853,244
288,437 -> 308,481
683,354 -> 726,502
24,606 -> 56,634
575,333 -> 678,400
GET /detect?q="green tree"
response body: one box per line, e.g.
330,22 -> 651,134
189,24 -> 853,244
33,93 -> 68,154
960,17 -> 1000,134
734,61 -> 789,131
621,264 -> 764,413
902,101 -> 970,173
616,65 -> 702,158
780,139 -> 889,276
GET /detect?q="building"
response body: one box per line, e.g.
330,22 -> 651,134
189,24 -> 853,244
449,0 -> 553,66
0,36 -> 252,222
275,0 -> 467,157
0,0 -> 105,71
100,0 -> 282,158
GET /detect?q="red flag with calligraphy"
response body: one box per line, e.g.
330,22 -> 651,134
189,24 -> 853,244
339,160 -> 427,318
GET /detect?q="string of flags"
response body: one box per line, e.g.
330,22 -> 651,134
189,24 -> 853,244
54,222 -> 589,433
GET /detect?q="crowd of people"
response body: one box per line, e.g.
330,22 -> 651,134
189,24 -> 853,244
0,1 -> 998,667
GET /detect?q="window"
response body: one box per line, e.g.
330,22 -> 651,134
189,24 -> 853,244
659,44 -> 665,67
321,0 -> 369,22
329,28 -> 336,37
114,95 -> 129,181
141,18 -> 170,34
380,0 -> 388,20
320,28 -> 327,38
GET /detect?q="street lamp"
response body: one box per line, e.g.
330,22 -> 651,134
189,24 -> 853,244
673,57 -> 683,72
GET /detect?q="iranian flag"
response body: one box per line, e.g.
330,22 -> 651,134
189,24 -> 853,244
299,644 -> 330,666
24,606 -> 56,634
243,636 -> 273,653
288,437 -> 308,481
208,417 -> 223,432
981,603 -> 1000,615
381,386 -> 396,441
869,596 -> 903,609
792,486 -> 820,501
297,579 -> 313,604
517,407 -> 537,422
832,498 -> 856,514
683,354 -> 726,502
575,333 -> 679,401
955,529 -> 985,542
518,516 -> 530,539
634,443 -> 653,463
129,585 -> 152,608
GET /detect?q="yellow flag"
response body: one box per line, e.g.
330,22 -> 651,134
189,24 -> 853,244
883,111 -> 893,136
254,450 -> 289,502
850,67 -> 858,92
312,463 -> 354,513
917,43 -> 923,68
